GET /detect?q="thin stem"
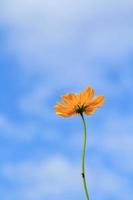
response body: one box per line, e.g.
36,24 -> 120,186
80,113 -> 90,200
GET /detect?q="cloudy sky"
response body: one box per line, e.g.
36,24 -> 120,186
0,0 -> 133,200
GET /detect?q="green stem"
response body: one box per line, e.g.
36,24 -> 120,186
80,113 -> 90,200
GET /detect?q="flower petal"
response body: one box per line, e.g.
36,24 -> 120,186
54,102 -> 76,117
84,107 -> 96,115
80,87 -> 94,105
89,96 -> 105,108
61,93 -> 77,107
56,112 -> 71,117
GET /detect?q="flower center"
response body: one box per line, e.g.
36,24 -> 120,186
75,105 -> 85,114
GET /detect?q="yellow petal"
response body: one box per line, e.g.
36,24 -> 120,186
54,102 -> 76,117
56,111 -> 76,117
55,103 -> 70,112
56,112 -> 71,117
61,93 -> 76,107
84,107 -> 96,115
89,96 -> 105,108
80,87 -> 94,105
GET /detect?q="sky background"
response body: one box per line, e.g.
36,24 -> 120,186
0,0 -> 133,200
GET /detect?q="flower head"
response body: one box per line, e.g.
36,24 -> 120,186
54,87 -> 105,117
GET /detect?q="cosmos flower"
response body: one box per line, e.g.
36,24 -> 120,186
54,87 -> 105,117
55,86 -> 105,199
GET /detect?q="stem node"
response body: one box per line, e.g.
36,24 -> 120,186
81,173 -> 85,178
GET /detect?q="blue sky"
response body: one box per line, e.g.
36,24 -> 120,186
0,0 -> 133,200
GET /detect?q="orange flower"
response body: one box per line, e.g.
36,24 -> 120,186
54,87 -> 105,117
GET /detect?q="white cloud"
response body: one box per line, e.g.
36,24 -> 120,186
89,166 -> 132,200
2,155 -> 81,200
64,113 -> 133,174
1,0 -> 133,23
1,0 -> 133,74
87,26 -> 133,61
2,154 -> 132,200
1,0 -> 133,107
0,113 -> 66,143
0,115 -> 37,140
19,84 -> 53,116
